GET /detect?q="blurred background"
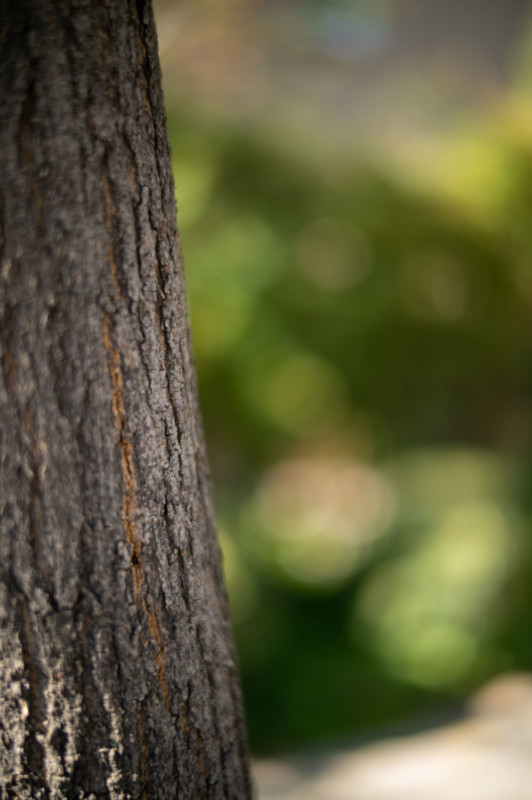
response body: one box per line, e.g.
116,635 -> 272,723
154,0 -> 532,770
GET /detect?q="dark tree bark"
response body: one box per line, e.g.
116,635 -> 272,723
0,2 -> 252,798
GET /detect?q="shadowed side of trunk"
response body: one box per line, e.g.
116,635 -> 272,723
0,1 -> 251,797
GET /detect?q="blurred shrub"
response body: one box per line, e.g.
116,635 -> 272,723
169,104 -> 532,752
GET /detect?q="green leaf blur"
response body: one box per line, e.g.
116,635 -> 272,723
169,100 -> 532,754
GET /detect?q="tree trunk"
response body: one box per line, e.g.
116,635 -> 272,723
0,2 -> 252,798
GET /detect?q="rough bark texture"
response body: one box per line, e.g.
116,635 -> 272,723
0,1 -> 252,798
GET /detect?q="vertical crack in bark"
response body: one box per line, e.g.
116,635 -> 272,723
18,601 -> 46,784
132,0 -> 173,227
122,132 -> 140,196
230,676 -> 252,794
102,313 -> 172,715
176,545 -> 192,613
102,170 -> 125,301
16,63 -> 45,235
138,699 -> 149,800
154,267 -> 187,508
0,300 -> 17,394
195,627 -> 230,799
147,611 -> 170,712
132,0 -> 156,129
182,683 -> 208,792
102,313 -> 142,606
24,407 -> 52,599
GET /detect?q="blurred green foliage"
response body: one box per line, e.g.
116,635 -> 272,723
168,102 -> 532,753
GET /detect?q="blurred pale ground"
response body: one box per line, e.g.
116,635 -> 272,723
254,673 -> 532,799
154,1 -> 532,796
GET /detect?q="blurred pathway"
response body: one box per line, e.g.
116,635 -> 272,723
253,674 -> 532,800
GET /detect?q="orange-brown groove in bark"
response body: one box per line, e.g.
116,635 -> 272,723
196,736 -> 207,781
102,313 -> 142,606
102,313 -> 171,711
